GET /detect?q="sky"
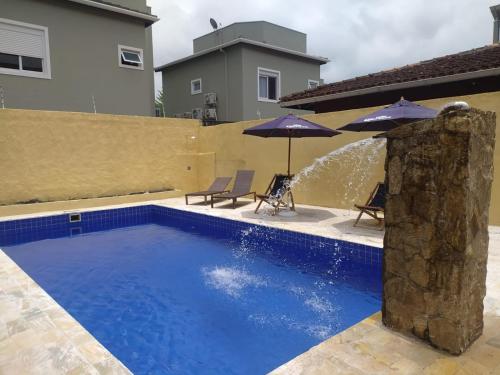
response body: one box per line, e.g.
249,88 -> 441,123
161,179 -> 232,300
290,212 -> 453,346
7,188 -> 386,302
148,0 -> 498,95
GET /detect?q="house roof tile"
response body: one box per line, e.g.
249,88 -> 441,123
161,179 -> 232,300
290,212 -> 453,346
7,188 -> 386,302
280,44 -> 500,103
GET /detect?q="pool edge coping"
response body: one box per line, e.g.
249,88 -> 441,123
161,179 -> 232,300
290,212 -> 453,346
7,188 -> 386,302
0,200 -> 385,249
0,249 -> 132,374
0,200 -> 383,374
1,200 -> 499,374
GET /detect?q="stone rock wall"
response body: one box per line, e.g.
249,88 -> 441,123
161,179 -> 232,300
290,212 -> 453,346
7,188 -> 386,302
382,108 -> 496,354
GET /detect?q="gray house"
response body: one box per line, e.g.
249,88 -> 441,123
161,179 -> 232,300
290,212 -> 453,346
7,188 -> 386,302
492,4 -> 500,43
155,21 -> 328,123
0,0 -> 158,116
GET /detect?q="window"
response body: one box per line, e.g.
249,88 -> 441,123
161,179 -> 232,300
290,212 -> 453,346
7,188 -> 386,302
0,18 -> 51,79
191,78 -> 202,95
118,45 -> 143,70
258,67 -> 280,102
0,53 -> 19,69
308,80 -> 320,89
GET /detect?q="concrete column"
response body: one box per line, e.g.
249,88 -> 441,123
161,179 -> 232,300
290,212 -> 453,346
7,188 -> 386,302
494,19 -> 499,43
382,107 -> 496,354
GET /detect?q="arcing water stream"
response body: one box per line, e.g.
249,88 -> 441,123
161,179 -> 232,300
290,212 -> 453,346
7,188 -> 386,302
265,138 -> 386,214
219,138 -> 387,345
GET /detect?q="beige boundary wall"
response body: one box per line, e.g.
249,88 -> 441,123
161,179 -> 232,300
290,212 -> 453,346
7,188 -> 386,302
0,110 -> 200,203
0,91 -> 499,224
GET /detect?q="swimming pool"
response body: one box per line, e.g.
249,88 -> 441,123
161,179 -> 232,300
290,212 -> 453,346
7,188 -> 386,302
0,206 -> 382,374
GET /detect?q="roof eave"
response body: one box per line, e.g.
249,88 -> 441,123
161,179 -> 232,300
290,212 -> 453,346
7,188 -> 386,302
67,0 -> 159,26
280,67 -> 500,108
193,21 -> 308,42
491,4 -> 500,18
155,38 -> 329,72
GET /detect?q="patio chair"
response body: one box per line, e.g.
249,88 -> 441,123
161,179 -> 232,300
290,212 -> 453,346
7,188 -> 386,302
354,182 -> 385,230
211,170 -> 256,209
185,177 -> 232,205
254,174 -> 295,215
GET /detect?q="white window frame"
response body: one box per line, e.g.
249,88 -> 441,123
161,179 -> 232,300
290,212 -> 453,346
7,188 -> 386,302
190,78 -> 202,95
0,17 -> 51,79
118,44 -> 144,70
257,67 -> 280,103
308,79 -> 320,89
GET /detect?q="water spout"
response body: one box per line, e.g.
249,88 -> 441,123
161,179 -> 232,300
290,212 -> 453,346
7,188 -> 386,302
290,138 -> 386,208
257,137 -> 386,215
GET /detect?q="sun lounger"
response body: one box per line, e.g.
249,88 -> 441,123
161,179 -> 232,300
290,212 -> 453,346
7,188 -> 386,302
185,177 -> 232,205
211,170 -> 256,209
255,174 -> 295,215
354,182 -> 385,229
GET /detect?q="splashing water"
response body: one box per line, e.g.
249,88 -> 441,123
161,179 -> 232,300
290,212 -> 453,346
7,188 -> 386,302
304,293 -> 336,314
289,138 -> 386,208
248,313 -> 336,340
202,266 -> 266,298
233,226 -> 278,258
234,227 -> 255,258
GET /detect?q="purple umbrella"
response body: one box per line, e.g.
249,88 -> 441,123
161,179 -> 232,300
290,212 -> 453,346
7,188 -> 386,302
243,114 -> 341,176
337,98 -> 437,132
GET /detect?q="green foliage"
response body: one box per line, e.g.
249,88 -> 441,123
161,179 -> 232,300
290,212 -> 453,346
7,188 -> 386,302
155,89 -> 165,117
155,89 -> 165,106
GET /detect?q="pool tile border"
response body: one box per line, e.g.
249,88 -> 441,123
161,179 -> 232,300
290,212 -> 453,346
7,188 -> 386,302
153,205 -> 383,266
0,202 -> 383,374
1,200 -> 499,375
0,204 -> 383,266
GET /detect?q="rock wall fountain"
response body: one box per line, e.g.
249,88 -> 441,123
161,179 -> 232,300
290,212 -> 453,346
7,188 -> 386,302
382,107 -> 496,354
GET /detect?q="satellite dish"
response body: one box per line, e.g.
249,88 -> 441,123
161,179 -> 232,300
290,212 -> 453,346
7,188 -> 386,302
210,18 -> 218,30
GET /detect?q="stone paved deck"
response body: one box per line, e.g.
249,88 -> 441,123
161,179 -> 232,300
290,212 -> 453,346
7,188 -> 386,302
268,229 -> 500,375
0,251 -> 130,375
0,196 -> 499,374
141,198 -> 500,374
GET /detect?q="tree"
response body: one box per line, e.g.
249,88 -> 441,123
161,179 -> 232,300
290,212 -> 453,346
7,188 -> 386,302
155,89 -> 166,117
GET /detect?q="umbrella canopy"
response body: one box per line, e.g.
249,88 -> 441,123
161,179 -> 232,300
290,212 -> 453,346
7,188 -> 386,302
243,114 -> 341,176
337,98 -> 437,132
243,114 -> 339,138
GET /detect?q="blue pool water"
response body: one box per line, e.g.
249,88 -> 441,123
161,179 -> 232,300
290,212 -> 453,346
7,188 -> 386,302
1,207 -> 382,375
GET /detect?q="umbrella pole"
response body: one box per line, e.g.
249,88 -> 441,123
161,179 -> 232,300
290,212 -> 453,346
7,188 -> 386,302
287,136 -> 291,177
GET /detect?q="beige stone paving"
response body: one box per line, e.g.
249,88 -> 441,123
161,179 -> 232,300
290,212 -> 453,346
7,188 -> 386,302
270,313 -> 500,375
0,195 -> 385,247
0,196 -> 499,374
0,251 -> 131,375
157,197 -> 385,247
151,198 -> 500,374
268,228 -> 500,375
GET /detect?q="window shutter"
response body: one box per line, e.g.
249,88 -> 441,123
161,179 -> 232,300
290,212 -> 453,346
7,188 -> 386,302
0,22 -> 44,58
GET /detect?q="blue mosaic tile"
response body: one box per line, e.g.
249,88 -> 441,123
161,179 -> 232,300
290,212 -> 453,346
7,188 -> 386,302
0,204 -> 382,267
152,206 -> 382,267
